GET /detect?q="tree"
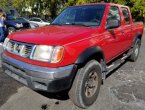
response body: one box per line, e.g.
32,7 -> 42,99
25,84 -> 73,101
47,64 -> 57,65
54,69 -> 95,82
0,0 -> 144,22
131,0 -> 145,22
0,0 -> 12,8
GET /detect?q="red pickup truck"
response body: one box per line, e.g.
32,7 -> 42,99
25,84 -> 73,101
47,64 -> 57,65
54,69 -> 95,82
1,3 -> 144,108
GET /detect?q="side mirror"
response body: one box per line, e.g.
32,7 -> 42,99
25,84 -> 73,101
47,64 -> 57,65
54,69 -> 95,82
106,19 -> 120,29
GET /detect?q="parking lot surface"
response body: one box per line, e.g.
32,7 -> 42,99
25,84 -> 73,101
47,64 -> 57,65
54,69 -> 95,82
0,32 -> 145,110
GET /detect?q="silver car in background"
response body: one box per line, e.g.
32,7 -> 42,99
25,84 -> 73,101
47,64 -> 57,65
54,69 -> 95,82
17,17 -> 39,28
29,17 -> 50,27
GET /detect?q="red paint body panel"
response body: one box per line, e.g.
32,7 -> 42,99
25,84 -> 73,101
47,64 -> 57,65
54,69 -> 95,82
5,3 -> 144,68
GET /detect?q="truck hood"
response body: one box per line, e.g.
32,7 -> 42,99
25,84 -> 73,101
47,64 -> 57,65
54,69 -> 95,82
9,25 -> 98,45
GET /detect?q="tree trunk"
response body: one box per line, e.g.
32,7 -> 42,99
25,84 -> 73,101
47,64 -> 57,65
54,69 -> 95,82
50,1 -> 57,19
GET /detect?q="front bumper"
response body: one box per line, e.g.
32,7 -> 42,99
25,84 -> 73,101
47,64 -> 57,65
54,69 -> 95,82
1,53 -> 76,92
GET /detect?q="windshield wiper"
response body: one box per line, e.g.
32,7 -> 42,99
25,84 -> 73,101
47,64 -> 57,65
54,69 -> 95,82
50,23 -> 90,27
51,22 -> 98,27
70,23 -> 90,27
64,22 -> 91,27
64,22 -> 99,27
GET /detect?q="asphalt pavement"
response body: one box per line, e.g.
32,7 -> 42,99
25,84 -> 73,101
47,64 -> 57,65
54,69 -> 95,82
0,32 -> 145,110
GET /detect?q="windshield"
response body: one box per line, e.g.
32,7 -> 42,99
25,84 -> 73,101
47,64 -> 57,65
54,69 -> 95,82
7,16 -> 27,21
17,17 -> 28,21
52,4 -> 106,27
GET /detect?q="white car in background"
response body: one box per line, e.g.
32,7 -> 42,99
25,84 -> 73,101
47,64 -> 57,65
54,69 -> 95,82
29,17 -> 50,27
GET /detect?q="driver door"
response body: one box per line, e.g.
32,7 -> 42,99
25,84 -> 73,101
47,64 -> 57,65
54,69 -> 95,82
104,6 -> 124,61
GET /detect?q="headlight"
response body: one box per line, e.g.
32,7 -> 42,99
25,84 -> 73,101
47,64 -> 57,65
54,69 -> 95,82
15,23 -> 23,28
30,24 -> 39,28
31,45 -> 64,63
3,38 -> 10,50
34,24 -> 39,27
31,45 -> 53,62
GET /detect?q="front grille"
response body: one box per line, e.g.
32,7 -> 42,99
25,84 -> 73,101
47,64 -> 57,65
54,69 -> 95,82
6,40 -> 33,58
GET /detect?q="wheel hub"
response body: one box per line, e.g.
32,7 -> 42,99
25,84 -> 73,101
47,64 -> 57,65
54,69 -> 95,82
85,71 -> 98,98
135,44 -> 139,57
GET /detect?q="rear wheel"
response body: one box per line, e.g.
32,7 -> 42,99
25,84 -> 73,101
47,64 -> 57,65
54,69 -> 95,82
69,60 -> 102,108
129,39 -> 141,62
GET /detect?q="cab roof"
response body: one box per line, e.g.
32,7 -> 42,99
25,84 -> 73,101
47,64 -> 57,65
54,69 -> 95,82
69,2 -> 127,8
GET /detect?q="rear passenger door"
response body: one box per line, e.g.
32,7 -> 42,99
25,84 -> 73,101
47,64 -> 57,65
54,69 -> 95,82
121,7 -> 132,49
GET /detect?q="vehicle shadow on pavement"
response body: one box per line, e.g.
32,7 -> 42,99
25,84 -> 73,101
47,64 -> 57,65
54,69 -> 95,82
36,90 -> 69,101
106,61 -> 127,79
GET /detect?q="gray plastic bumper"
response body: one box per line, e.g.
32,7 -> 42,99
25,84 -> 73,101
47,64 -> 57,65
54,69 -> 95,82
1,53 -> 76,92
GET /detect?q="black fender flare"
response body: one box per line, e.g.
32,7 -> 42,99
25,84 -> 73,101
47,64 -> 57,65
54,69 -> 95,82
75,46 -> 105,65
133,32 -> 142,45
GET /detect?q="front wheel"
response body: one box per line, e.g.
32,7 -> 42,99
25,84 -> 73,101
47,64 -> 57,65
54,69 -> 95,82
69,60 -> 102,108
8,27 -> 16,35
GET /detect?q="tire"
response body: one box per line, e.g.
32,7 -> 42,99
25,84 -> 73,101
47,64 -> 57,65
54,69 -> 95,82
8,27 -> 16,35
129,38 -> 141,62
69,60 -> 102,108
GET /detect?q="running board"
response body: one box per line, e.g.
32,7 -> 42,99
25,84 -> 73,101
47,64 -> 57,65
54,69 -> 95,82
102,49 -> 133,79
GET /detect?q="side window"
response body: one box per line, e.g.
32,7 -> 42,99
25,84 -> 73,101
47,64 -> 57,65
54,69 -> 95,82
107,6 -> 121,26
35,19 -> 41,22
31,18 -> 41,22
121,7 -> 130,25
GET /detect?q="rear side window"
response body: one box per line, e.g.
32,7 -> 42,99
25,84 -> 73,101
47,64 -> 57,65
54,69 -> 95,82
121,7 -> 130,25
107,6 -> 121,26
